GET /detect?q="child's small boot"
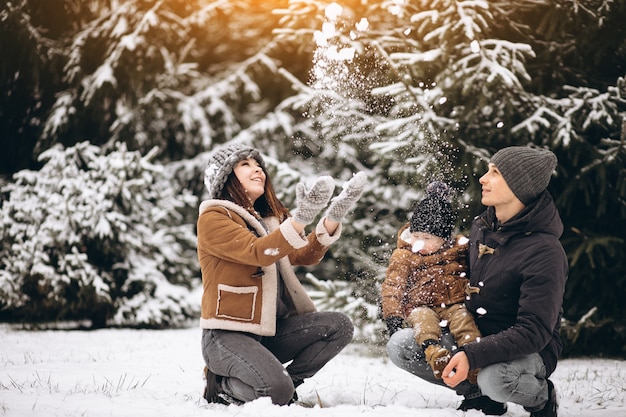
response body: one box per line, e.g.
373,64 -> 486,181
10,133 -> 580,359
423,341 -> 451,379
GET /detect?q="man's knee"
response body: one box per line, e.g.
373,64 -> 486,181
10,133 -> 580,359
477,362 -> 516,403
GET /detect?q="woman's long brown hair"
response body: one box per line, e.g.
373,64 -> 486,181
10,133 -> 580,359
219,168 -> 291,222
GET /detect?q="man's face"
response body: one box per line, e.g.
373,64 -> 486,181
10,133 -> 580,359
479,163 -> 519,208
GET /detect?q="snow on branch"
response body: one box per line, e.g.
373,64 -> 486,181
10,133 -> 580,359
0,142 -> 198,328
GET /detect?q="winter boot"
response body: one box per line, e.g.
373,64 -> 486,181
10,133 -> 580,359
202,366 -> 221,403
288,377 -> 304,405
424,344 -> 451,379
202,366 -> 243,406
529,379 -> 558,417
457,395 -> 508,416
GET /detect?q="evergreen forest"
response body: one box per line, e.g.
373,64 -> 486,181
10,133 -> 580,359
1,0 -> 625,358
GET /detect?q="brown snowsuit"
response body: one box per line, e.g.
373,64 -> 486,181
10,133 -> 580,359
380,223 -> 480,348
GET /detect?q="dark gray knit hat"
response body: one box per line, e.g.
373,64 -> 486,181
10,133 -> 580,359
410,181 -> 454,239
204,143 -> 266,199
490,146 -> 557,205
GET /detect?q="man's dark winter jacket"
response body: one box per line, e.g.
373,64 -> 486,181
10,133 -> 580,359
463,191 -> 568,377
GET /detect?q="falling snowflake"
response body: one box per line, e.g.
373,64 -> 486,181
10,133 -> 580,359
412,240 -> 425,253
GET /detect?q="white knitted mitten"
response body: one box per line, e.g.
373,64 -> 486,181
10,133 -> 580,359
292,176 -> 335,225
325,171 -> 367,222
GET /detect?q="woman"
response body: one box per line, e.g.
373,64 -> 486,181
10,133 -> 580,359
197,143 -> 365,406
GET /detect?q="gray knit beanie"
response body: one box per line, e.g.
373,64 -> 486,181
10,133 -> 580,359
490,146 -> 557,205
204,143 -> 266,199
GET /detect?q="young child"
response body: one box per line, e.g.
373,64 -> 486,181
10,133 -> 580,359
381,181 -> 480,382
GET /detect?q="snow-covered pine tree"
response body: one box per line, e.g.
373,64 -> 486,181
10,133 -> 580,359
2,0 -> 625,355
2,0 -> 294,174
270,0 -> 626,354
262,1 -> 411,306
304,272 -> 385,344
488,2 -> 626,356
0,0 -> 73,176
0,141 -> 198,328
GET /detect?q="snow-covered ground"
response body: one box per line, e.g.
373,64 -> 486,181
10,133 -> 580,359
1,325 -> 624,417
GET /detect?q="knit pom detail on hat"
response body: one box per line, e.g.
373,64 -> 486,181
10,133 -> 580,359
425,180 -> 451,201
410,181 -> 454,239
490,146 -> 557,205
204,143 -> 266,199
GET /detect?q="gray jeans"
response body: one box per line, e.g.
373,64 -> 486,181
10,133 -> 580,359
386,328 -> 476,396
478,352 -> 549,411
201,311 -> 354,405
387,328 -> 550,410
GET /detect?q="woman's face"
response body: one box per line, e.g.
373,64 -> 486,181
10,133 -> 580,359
233,157 -> 266,203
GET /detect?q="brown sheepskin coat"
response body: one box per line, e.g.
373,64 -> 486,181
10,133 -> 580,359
197,200 -> 341,336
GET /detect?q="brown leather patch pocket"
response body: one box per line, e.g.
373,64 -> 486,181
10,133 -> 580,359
216,284 -> 258,321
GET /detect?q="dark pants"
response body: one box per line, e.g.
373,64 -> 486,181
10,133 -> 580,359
201,311 -> 354,405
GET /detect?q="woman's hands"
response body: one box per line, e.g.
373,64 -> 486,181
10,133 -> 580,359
292,176 -> 335,226
325,171 -> 367,222
291,171 -> 367,233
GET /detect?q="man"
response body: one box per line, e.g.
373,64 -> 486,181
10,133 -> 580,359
386,146 -> 567,417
